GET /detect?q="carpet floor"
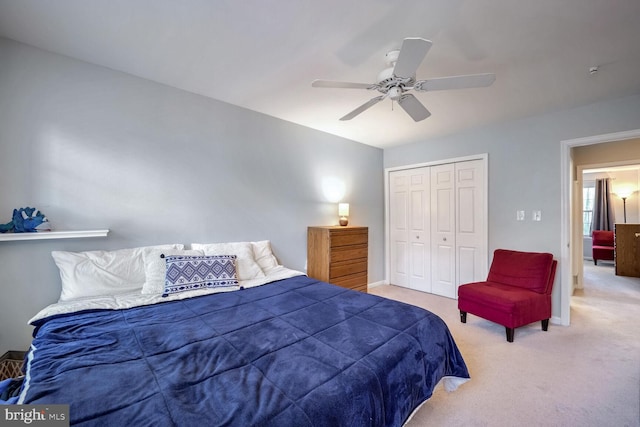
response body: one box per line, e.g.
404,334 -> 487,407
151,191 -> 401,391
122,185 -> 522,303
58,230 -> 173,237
369,261 -> 640,427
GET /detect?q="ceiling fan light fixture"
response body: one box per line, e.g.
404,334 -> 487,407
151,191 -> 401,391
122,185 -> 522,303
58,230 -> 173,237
312,38 -> 495,122
388,86 -> 402,101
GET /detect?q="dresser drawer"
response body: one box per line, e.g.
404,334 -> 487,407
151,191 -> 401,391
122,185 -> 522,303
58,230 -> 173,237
331,271 -> 368,291
329,230 -> 368,247
330,244 -> 367,263
330,259 -> 367,280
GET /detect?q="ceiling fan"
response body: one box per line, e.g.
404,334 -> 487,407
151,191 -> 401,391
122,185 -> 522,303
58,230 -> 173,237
312,37 -> 496,122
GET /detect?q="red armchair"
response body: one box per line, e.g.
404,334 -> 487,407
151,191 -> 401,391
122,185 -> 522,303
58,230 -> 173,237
458,249 -> 557,342
592,230 -> 614,265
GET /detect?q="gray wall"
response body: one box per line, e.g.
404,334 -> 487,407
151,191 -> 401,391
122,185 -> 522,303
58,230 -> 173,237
0,38 -> 384,353
385,93 -> 640,319
2,35 -> 639,353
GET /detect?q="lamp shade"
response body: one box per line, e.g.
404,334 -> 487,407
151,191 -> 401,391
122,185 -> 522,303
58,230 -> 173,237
617,187 -> 633,199
338,203 -> 349,216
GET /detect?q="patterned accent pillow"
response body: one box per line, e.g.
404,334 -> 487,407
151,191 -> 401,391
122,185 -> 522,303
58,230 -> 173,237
142,249 -> 204,295
163,255 -> 238,297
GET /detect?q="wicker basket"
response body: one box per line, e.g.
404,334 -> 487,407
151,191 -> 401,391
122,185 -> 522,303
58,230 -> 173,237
0,351 -> 27,381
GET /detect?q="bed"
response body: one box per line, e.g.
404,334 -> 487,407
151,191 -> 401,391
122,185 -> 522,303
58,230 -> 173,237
17,241 -> 469,426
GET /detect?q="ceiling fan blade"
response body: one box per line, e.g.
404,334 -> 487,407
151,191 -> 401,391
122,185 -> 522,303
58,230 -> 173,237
393,38 -> 433,78
340,95 -> 385,121
397,94 -> 431,122
312,79 -> 374,89
414,73 -> 496,92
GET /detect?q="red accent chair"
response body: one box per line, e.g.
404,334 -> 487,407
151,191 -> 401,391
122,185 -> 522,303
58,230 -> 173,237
591,230 -> 614,265
458,249 -> 557,342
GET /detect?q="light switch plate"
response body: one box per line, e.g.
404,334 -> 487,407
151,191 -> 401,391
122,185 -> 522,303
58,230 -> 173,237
517,210 -> 525,221
532,210 -> 542,221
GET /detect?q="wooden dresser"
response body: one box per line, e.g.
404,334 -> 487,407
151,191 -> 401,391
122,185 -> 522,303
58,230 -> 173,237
614,223 -> 640,277
307,226 -> 368,292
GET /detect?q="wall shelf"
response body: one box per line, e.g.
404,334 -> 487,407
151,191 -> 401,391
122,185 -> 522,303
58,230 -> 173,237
0,229 -> 109,242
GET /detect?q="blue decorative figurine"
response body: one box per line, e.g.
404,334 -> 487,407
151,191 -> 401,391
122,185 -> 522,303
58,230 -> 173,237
0,207 -> 51,233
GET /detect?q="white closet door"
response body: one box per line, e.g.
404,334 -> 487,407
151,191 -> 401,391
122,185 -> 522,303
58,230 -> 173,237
455,160 -> 487,292
389,171 -> 409,287
389,168 -> 430,291
387,157 -> 487,299
431,164 -> 456,298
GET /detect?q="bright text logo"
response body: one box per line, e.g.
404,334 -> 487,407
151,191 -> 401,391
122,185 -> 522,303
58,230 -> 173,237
1,405 -> 68,426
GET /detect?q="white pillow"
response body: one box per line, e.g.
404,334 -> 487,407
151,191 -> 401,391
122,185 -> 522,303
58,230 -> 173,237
252,240 -> 279,272
141,249 -> 204,295
53,244 -> 184,301
191,242 -> 265,280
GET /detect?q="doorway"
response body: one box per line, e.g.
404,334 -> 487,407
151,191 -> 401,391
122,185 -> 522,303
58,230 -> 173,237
560,129 -> 640,326
581,164 -> 639,273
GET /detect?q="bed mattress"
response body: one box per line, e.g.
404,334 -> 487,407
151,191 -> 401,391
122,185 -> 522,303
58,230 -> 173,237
20,275 -> 469,426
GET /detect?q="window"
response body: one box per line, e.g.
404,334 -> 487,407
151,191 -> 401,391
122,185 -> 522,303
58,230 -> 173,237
583,186 -> 595,236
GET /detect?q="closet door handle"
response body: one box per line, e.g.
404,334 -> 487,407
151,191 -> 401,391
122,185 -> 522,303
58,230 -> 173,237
443,237 -> 447,242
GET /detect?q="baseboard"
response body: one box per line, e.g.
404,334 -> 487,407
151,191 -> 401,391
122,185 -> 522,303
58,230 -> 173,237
367,280 -> 387,289
550,315 -> 563,326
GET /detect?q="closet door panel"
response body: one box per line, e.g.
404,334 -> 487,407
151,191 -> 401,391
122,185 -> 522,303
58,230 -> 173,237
458,246 -> 479,285
408,169 -> 430,291
389,168 -> 430,291
410,240 -> 428,285
457,187 -> 476,233
389,172 -> 409,287
455,160 -> 487,294
432,243 -> 455,297
431,164 -> 456,298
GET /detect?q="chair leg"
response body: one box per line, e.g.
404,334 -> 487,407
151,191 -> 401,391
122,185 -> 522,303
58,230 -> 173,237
593,259 -> 597,265
460,311 -> 467,323
541,319 -> 549,331
505,327 -> 514,342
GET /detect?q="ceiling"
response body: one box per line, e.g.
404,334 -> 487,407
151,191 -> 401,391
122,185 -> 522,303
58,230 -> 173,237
1,0 -> 639,149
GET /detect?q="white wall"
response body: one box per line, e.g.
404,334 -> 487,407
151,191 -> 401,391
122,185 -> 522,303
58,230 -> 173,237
384,93 -> 640,320
0,38 -> 384,353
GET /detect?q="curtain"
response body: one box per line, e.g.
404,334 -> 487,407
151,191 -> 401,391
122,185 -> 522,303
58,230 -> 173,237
591,178 -> 614,231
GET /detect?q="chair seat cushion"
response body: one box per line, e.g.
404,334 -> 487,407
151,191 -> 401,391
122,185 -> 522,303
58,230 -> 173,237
458,281 -> 546,311
458,281 -> 551,328
592,245 -> 614,261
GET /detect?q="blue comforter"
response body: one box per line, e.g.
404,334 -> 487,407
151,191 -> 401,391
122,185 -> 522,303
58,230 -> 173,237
21,276 -> 469,426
